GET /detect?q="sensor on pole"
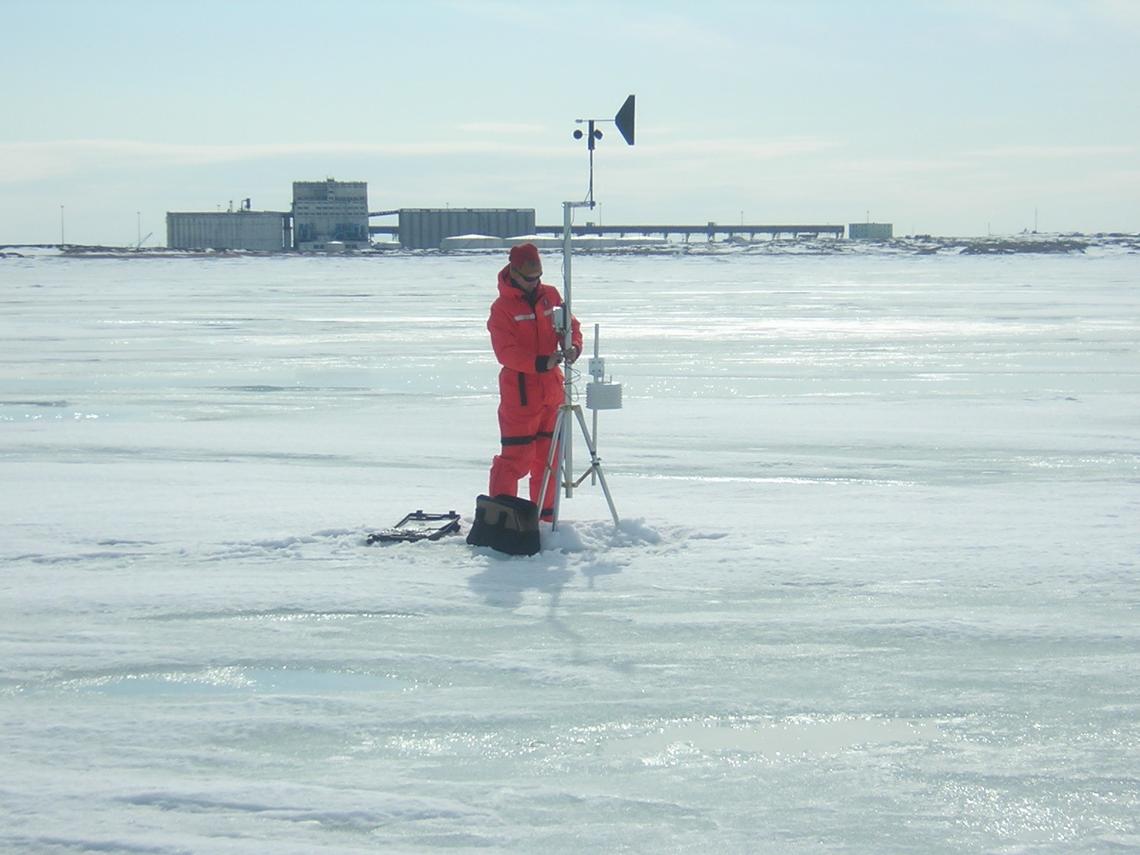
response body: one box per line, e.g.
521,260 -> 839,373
537,95 -> 636,531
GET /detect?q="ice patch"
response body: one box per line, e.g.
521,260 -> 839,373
5,837 -> 183,855
114,782 -> 485,826
52,666 -> 410,697
607,715 -> 941,763
3,250 -> 1137,852
614,518 -> 664,545
542,518 -> 664,554
542,521 -> 586,553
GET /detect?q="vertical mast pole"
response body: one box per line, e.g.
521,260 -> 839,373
561,201 -> 574,501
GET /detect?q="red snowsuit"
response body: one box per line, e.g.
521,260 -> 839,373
487,264 -> 582,517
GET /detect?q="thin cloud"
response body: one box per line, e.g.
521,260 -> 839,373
456,122 -> 548,136
629,10 -> 737,54
1092,0 -> 1140,33
0,138 -> 574,183
445,0 -> 733,52
827,154 -> 979,175
944,0 -> 1140,40
440,0 -> 551,30
967,144 -> 1138,159
0,135 -> 837,184
644,137 -> 840,159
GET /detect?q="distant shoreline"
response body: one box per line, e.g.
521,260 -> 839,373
2,232 -> 1138,260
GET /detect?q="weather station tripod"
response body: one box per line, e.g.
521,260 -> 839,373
536,96 -> 635,532
536,306 -> 621,531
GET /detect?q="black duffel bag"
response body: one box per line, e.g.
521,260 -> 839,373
465,494 -> 541,556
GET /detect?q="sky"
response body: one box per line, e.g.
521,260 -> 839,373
2,0 -> 1138,245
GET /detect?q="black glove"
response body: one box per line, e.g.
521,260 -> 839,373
536,353 -> 564,372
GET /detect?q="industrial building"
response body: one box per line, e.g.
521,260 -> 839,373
166,177 -> 859,251
167,180 -> 371,251
390,208 -> 536,250
166,209 -> 288,251
292,179 -> 369,251
849,222 -> 893,240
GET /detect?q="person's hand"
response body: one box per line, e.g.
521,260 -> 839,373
544,353 -> 564,370
564,345 -> 581,365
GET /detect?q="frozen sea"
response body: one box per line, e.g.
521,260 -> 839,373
1,245 -> 1138,853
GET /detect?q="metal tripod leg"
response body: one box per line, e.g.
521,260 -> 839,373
537,403 -> 620,531
572,405 -> 620,528
537,405 -> 570,526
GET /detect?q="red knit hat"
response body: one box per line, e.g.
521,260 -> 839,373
509,242 -> 541,268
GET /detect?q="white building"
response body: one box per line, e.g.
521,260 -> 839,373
292,179 -> 369,251
166,210 -> 287,251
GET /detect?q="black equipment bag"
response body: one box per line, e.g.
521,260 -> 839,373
465,494 -> 541,556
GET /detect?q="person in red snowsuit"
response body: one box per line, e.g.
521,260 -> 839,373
486,243 -> 582,521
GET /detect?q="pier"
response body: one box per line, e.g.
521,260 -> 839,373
533,223 -> 845,241
365,215 -> 847,245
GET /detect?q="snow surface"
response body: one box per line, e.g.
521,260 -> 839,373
1,249 -> 1138,853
